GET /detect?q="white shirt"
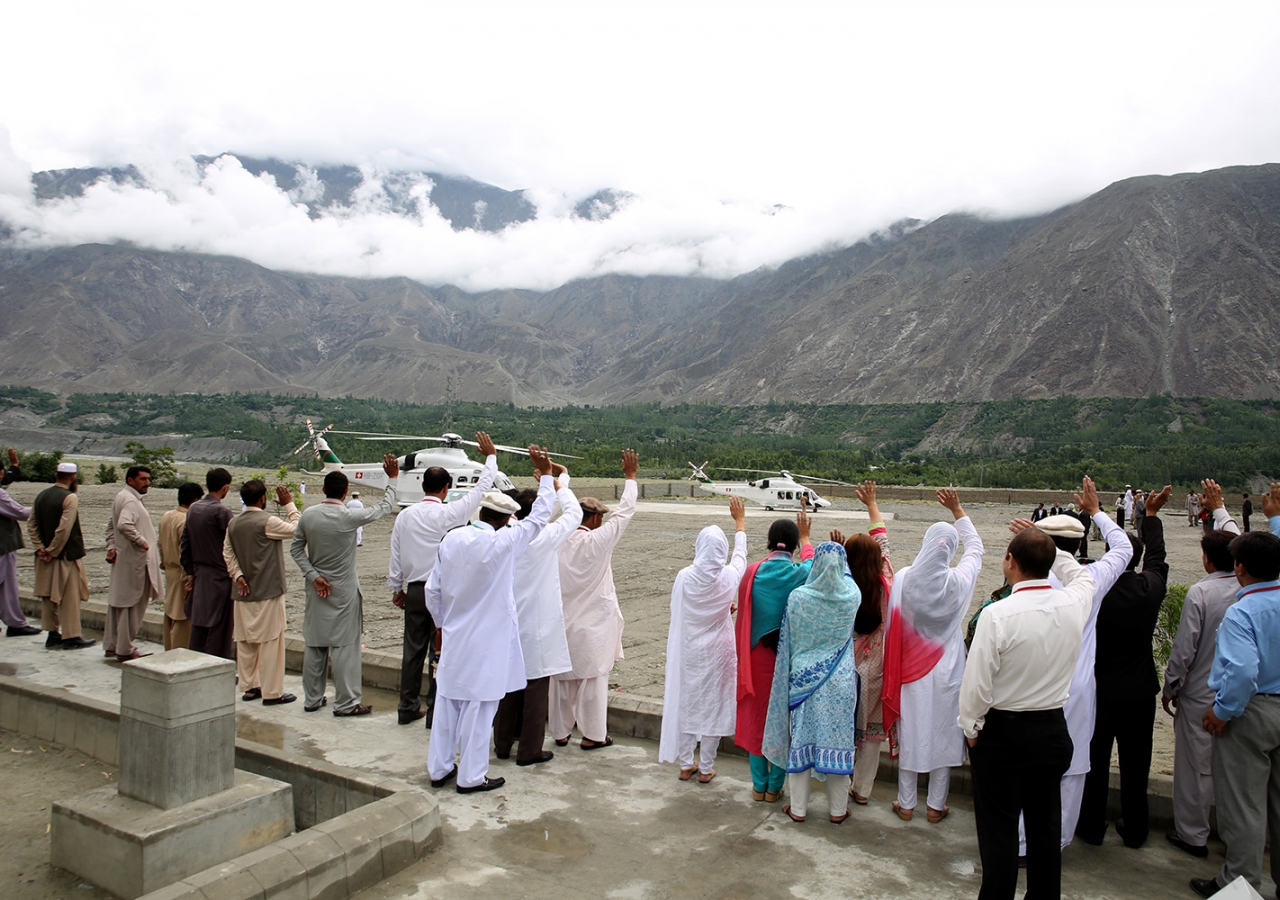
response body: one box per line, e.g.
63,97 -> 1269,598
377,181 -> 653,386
386,454 -> 497,588
512,480 -> 582,679
958,553 -> 1096,739
424,475 -> 555,701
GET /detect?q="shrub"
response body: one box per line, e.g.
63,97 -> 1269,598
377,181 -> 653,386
96,463 -> 119,484
16,450 -> 64,482
124,441 -> 181,489
1153,582 -> 1189,668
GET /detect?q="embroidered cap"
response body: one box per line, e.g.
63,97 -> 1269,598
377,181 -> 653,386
56,462 -> 78,474
479,491 -> 520,515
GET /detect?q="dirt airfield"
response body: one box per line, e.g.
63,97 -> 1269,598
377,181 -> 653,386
8,472 -> 1216,774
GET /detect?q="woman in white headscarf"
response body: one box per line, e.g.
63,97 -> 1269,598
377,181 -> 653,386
881,488 -> 984,823
659,498 -> 748,783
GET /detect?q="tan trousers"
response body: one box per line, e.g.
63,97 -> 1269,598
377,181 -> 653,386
548,674 -> 609,743
237,633 -> 286,699
40,596 -> 83,639
164,616 -> 191,651
852,740 -> 884,799
105,601 -> 147,657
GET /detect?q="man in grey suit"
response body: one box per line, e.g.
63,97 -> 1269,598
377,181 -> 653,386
291,454 -> 399,716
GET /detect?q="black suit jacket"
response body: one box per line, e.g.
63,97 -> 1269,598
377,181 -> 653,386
1094,514 -> 1168,702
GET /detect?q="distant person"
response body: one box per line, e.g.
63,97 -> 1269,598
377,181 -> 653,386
346,492 -> 364,546
960,529 -> 1096,900
735,507 -> 814,802
1123,486 -> 1135,529
425,447 -> 556,793
1132,490 -> 1146,532
495,462 -> 581,767
1193,530 -> 1280,898
1031,503 -> 1048,522
225,480 -> 301,706
387,433 -> 497,726
1075,485 -> 1171,849
1242,493 -> 1253,532
182,468 -> 235,660
291,454 -> 399,716
1115,493 -> 1126,529
104,465 -> 161,661
158,482 -> 203,650
1,448 -> 40,637
1161,527 -> 1239,859
1049,502 -> 1064,517
883,488 -> 984,824
28,463 -> 94,649
550,449 -> 638,751
1185,489 -> 1202,527
762,541 -> 860,824
659,497 -> 747,783
1202,479 -> 1242,533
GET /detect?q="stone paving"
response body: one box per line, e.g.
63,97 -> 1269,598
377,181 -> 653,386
4,629 -> 1266,900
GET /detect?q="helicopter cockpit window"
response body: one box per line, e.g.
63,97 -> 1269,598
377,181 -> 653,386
761,479 -> 770,489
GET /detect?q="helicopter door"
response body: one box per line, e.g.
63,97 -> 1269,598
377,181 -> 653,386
760,479 -> 770,489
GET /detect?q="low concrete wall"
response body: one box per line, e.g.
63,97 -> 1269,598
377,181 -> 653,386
0,676 -> 441,900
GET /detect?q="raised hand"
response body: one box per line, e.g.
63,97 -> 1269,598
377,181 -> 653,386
937,488 -> 964,520
729,496 -> 746,531
621,449 -> 639,480
551,461 -> 567,478
6,447 -> 17,468
1074,475 -> 1100,516
275,485 -> 293,507
382,453 -> 400,479
1201,479 -> 1223,512
528,445 -> 553,478
476,432 -> 497,457
1264,483 -> 1280,519
1008,518 -> 1035,534
796,507 -> 811,544
1146,485 -> 1172,515
829,529 -> 846,544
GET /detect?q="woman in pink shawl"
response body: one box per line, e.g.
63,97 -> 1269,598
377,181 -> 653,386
881,488 -> 983,823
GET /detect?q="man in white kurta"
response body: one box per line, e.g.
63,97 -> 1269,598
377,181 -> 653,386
658,498 -> 748,781
494,465 -> 582,765
346,493 -> 364,546
551,449 -> 638,749
425,448 -> 556,792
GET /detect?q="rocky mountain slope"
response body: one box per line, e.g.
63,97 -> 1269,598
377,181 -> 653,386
2,163 -> 1277,405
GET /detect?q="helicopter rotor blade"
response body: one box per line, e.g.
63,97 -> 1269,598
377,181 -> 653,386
292,440 -> 312,456
716,467 -> 780,475
788,474 -> 854,486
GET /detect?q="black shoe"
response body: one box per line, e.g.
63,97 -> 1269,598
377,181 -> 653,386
398,709 -> 428,725
61,637 -> 97,650
1116,818 -> 1146,849
1189,878 -> 1220,898
517,751 -> 554,767
1074,823 -> 1105,846
263,693 -> 297,706
45,632 -> 63,649
430,766 -> 457,789
457,776 -> 505,794
304,697 -> 328,712
1017,855 -> 1027,869
1166,831 -> 1209,858
424,708 -> 433,730
495,750 -> 511,760
6,625 -> 41,637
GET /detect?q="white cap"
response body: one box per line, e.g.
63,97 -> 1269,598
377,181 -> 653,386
56,462 -> 78,474
479,491 -> 520,515
1036,514 -> 1086,538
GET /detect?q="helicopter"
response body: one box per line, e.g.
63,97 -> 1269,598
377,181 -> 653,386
688,463 -> 849,511
292,419 -> 578,507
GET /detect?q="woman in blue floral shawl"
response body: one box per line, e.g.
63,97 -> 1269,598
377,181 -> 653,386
762,541 -> 861,823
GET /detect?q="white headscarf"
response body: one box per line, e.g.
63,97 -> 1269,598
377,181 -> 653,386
894,521 -> 969,643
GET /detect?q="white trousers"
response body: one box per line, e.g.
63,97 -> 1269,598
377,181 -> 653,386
789,772 -> 851,819
898,765 -> 951,811
1018,771 -> 1087,854
676,733 -> 718,774
548,674 -> 609,743
852,741 -> 884,799
428,697 -> 499,789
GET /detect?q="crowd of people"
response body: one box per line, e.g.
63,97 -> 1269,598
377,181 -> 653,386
3,442 -> 1280,899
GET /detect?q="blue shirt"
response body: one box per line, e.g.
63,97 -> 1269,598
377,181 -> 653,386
1271,515 -> 1280,539
1209,580 -> 1280,720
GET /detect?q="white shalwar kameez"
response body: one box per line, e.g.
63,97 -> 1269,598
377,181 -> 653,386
424,476 -> 555,788
895,516 -> 984,813
658,526 -> 748,774
551,479 -> 637,743
513,480 -> 581,680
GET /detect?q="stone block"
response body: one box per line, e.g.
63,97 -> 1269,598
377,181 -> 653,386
35,695 -> 58,740
120,649 -> 236,724
136,880 -> 208,900
185,862 -> 264,900
381,791 -> 441,858
312,807 -> 385,893
239,846 -> 308,900
51,769 -> 293,899
313,780 -> 346,823
73,708 -> 100,757
290,770 -> 317,830
54,700 -> 78,747
0,684 -> 18,731
94,714 -> 119,765
278,832 -> 347,900
17,690 -> 39,736
372,803 -> 416,875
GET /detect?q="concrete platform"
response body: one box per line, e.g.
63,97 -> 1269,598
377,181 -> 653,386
2,627 -> 1272,900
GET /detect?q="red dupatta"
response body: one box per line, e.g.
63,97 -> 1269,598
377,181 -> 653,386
880,605 -> 945,734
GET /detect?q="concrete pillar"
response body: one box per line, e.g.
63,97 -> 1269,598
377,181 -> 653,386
117,649 -> 236,809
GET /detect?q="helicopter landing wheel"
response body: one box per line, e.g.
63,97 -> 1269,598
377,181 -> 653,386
765,506 -> 774,511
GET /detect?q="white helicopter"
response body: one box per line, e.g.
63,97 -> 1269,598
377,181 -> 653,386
687,463 -> 849,511
292,419 -> 577,507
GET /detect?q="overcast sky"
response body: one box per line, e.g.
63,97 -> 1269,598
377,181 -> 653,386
1,0 -> 1277,290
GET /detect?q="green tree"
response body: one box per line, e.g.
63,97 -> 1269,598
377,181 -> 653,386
96,463 -> 119,484
124,441 -> 181,488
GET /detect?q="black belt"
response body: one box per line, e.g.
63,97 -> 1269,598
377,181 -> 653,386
987,708 -> 1064,720
408,581 -> 426,587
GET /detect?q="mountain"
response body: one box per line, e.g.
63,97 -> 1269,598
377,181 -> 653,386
2,163 -> 1278,405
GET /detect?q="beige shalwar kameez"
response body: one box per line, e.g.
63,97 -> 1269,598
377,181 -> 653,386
28,490 -> 89,638
224,503 -> 300,700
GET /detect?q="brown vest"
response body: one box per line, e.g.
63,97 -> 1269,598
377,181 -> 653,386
34,485 -> 84,561
226,508 -> 287,602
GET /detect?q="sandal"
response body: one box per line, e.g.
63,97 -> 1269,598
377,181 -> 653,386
752,789 -> 766,802
679,766 -> 697,781
782,804 -> 805,823
892,801 -> 914,821
580,736 -> 613,750
849,789 -> 869,806
698,770 -> 716,784
241,688 -> 262,701
927,805 -> 950,824
763,789 -> 783,803
333,704 -> 373,717
554,736 -> 571,747
830,811 -> 851,824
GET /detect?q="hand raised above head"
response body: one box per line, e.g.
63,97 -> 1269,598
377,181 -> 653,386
1008,518 -> 1035,534
382,453 -> 400,479
1146,485 -> 1172,516
1264,483 -> 1280,519
937,488 -> 964,519
1074,475 -> 1100,515
855,480 -> 877,507
796,507 -> 811,542
475,432 -> 497,457
551,461 -> 567,478
620,448 -> 639,480
6,447 -> 17,468
1201,479 -> 1223,512
829,528 -> 845,545
729,496 -> 746,529
528,445 -> 553,478
275,485 -> 293,507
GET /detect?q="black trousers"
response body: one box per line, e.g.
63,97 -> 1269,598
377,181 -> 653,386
494,676 -> 551,762
970,708 -> 1073,900
189,616 -> 234,660
1077,694 -> 1155,847
397,582 -> 437,720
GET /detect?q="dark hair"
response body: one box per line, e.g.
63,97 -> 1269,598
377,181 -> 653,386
1122,532 -> 1145,571
1006,530 -> 1057,579
422,466 -> 452,494
177,482 -> 205,506
240,479 -> 267,508
508,488 -> 537,521
766,518 -> 800,553
1201,531 -> 1235,573
126,465 -> 151,482
323,470 -> 348,499
844,533 -> 884,612
205,467 -> 232,492
478,506 -> 512,528
1230,532 -> 1280,582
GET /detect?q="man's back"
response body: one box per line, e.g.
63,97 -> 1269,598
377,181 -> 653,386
185,495 -> 231,568
1095,515 -> 1168,700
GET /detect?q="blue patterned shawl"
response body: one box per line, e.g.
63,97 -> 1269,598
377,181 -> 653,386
761,542 -> 862,774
